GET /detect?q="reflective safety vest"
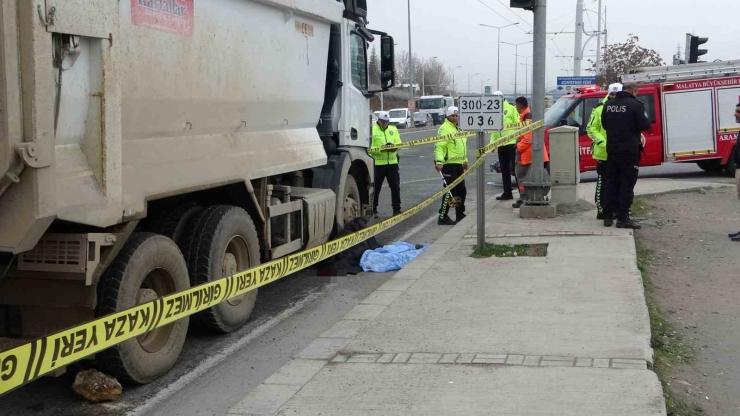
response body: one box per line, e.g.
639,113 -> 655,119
490,100 -> 519,146
586,96 -> 610,161
435,119 -> 468,165
369,123 -> 402,165
516,107 -> 549,165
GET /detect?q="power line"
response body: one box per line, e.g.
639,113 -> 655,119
492,0 -> 534,28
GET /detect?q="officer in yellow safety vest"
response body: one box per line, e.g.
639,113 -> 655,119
587,83 -> 622,220
369,111 -> 402,218
490,91 -> 520,200
434,106 -> 468,225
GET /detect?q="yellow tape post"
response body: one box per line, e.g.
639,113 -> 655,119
0,123 -> 543,396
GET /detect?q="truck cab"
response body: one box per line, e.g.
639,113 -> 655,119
544,85 -> 664,172
418,95 -> 454,126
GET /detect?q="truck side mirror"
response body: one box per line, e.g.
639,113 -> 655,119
380,35 -> 395,90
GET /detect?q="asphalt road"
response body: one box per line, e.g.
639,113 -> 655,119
1,127 -> 732,415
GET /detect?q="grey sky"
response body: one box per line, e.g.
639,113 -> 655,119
367,0 -> 734,94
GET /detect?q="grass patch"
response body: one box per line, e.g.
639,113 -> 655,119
631,196 -> 654,216
471,243 -> 548,258
635,198 -> 703,416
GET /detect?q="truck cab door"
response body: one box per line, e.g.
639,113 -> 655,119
636,88 -> 662,166
339,22 -> 371,148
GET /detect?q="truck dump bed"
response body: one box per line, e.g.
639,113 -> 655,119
0,0 -> 344,253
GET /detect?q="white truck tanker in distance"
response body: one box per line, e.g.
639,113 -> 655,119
0,0 -> 394,384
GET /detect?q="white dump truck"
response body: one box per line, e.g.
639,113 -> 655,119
0,0 -> 394,384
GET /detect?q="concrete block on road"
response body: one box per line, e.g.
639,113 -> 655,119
523,356 -> 542,366
472,354 -> 507,364
505,354 -> 525,365
392,353 -> 412,363
593,358 -> 611,368
347,354 -> 381,363
519,204 -> 557,219
408,353 -> 442,364
439,353 -> 459,364
264,359 -> 327,386
575,357 -> 594,367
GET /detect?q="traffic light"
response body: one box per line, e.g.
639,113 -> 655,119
510,0 -> 536,10
685,33 -> 709,64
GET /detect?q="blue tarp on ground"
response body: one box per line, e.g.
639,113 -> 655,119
360,242 -> 428,273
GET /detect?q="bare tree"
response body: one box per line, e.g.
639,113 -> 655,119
421,59 -> 449,95
394,51 -> 450,95
587,34 -> 664,85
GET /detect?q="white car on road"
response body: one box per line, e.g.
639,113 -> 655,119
388,108 -> 412,129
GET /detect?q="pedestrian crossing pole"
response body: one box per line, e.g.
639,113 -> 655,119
476,130 -> 485,249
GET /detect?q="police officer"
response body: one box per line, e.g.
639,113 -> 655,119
491,91 -> 520,200
601,82 -> 651,229
435,106 -> 467,225
728,101 -> 740,241
369,111 -> 402,218
587,83 -> 622,220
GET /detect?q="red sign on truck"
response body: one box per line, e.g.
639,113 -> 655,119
131,0 -> 194,37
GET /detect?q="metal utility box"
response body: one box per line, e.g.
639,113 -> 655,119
548,126 -> 580,205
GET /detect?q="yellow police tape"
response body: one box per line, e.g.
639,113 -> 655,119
0,123 -> 543,396
368,121 -> 539,152
476,120 -> 544,158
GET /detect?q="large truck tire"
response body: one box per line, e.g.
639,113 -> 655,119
342,175 -> 361,225
149,203 -> 203,245
725,159 -> 737,178
181,205 -> 260,333
696,159 -> 722,173
96,233 -> 190,384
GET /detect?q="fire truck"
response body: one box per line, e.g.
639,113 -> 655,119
544,60 -> 740,175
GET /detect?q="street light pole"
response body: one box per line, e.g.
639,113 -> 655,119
449,66 -> 462,96
407,0 -> 415,125
516,55 -> 532,95
467,73 -> 480,94
479,23 -> 518,91
502,40 -> 532,97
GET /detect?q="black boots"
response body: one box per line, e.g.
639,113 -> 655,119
496,192 -> 514,201
512,200 -> 524,209
438,216 -> 456,226
616,218 -> 642,230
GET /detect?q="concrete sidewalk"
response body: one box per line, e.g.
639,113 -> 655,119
223,180 -> 731,416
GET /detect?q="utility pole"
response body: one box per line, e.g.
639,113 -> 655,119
407,0 -> 415,125
573,0 -> 584,76
517,56 -> 532,95
595,0 -> 602,75
479,23 -> 519,91
524,0 -> 550,205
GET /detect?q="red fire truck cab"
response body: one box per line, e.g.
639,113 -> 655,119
544,60 -> 740,176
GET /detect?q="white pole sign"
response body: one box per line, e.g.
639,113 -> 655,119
458,96 -> 504,131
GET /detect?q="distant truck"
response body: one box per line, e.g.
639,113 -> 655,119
544,60 -> 740,175
0,0 -> 394,384
418,95 -> 454,125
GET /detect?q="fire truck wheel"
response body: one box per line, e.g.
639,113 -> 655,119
725,159 -> 737,177
149,203 -> 203,246
181,205 -> 260,333
96,233 -> 190,384
695,159 -> 722,172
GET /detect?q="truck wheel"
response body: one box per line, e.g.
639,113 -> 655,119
726,160 -> 737,177
181,206 -> 260,333
696,160 -> 722,173
96,233 -> 190,384
149,203 -> 203,245
342,175 -> 361,225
